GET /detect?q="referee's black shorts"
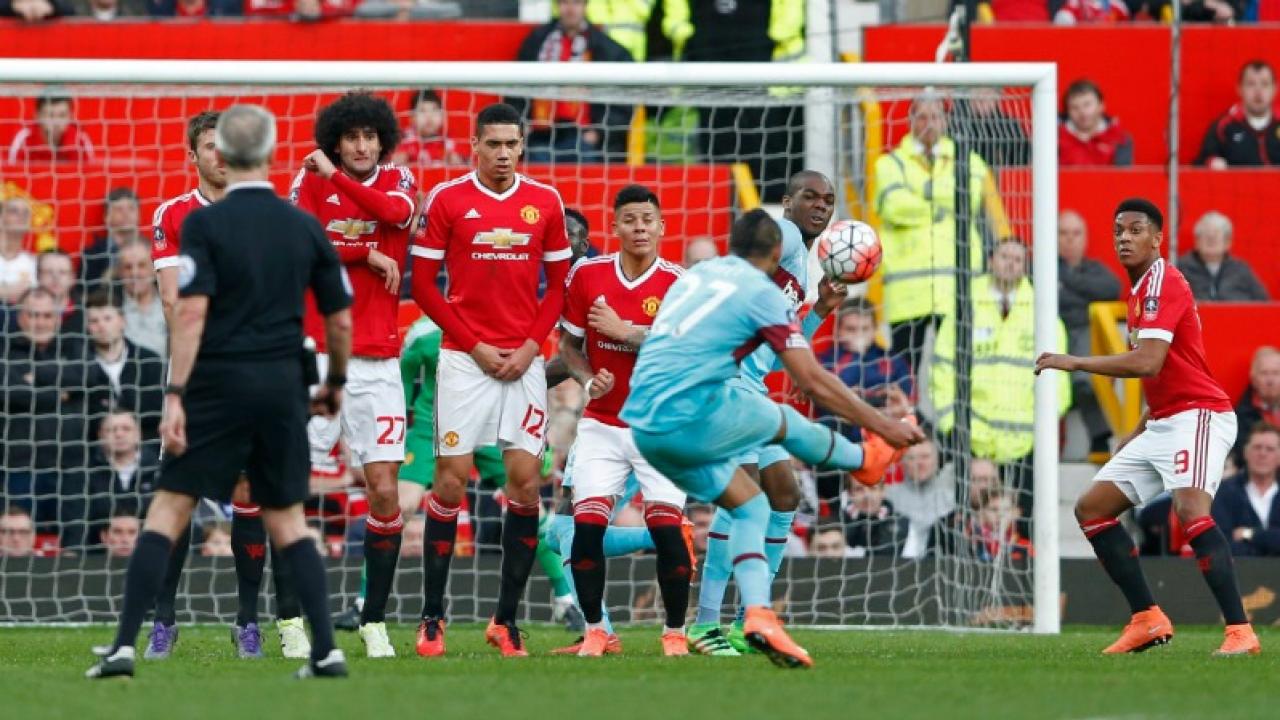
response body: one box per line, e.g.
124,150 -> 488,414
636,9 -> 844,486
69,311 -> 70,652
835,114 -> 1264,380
160,357 -> 310,509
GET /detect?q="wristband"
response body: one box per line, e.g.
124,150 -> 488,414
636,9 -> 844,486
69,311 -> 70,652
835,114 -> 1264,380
164,384 -> 186,398
325,374 -> 347,388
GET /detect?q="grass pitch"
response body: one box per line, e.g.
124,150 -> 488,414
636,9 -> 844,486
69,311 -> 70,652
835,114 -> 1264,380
2,624 -> 1275,719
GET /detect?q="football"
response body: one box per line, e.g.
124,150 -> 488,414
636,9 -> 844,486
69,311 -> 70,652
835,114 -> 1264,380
817,219 -> 882,285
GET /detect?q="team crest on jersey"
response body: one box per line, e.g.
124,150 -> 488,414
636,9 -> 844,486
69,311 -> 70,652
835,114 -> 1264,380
472,228 -> 531,248
326,218 -> 378,240
442,431 -> 459,448
153,227 -> 166,251
520,205 -> 540,225
641,296 -> 661,317
1142,297 -> 1159,320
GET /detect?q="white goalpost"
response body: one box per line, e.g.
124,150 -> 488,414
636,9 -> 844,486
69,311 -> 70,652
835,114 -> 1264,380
0,59 -> 1057,634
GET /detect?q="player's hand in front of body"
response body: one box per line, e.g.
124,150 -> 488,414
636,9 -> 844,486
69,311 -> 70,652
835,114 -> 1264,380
494,339 -> 541,382
470,342 -> 511,377
1034,352 -> 1078,375
587,299 -> 632,342
160,396 -> 188,457
366,249 -> 401,295
587,368 -> 615,399
303,149 -> 338,180
875,414 -> 926,449
311,384 -> 343,418
813,278 -> 848,319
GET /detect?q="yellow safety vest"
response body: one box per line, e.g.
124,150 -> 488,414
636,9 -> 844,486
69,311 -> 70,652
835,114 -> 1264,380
929,275 -> 1071,463
587,0 -> 657,61
663,0 -> 804,62
874,134 -> 1010,325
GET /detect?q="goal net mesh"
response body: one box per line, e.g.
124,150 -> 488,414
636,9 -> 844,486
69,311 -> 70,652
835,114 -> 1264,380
0,77 -> 1040,631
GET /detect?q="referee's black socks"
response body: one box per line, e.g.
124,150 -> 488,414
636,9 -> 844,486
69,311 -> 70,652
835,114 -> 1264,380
279,537 -> 337,662
112,530 -> 173,651
153,522 -> 192,626
360,511 -> 404,625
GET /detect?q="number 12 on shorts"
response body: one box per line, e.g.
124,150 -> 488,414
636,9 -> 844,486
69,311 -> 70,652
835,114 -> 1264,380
521,405 -> 545,440
377,416 -> 406,445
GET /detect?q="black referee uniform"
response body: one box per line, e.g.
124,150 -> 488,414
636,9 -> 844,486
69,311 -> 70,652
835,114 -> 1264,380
162,179 -> 351,508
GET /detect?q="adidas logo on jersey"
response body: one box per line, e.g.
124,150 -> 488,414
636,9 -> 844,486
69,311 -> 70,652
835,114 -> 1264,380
464,208 -> 482,219
327,194 -> 341,205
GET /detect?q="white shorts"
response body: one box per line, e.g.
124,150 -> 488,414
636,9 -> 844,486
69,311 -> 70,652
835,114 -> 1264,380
1094,408 -> 1237,506
568,417 -> 686,507
434,349 -> 546,457
308,355 -> 406,467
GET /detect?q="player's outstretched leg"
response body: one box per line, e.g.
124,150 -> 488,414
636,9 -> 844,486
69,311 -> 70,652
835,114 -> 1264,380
645,503 -> 693,656
570,497 -> 613,657
539,513 -> 585,632
271,543 -> 310,659
1178,512 -> 1260,656
773,405 -> 905,487
230,503 -> 267,659
145,521 -> 191,660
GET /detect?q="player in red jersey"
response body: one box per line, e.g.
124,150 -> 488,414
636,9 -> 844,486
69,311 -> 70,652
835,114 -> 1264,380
1037,198 -> 1260,657
557,185 -> 690,657
147,111 -> 308,661
290,92 -> 415,659
410,103 -> 571,657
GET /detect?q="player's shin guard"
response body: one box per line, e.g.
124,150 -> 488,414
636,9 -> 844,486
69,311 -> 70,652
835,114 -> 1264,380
271,543 -> 301,620
778,405 -> 863,470
231,504 -> 267,626
495,499 -> 542,624
646,503 -> 692,631
112,531 -> 173,651
764,510 -> 795,579
154,522 -> 192,625
279,538 -> 336,662
570,497 -> 612,625
1081,517 -> 1156,614
695,508 -> 734,625
726,494 -> 772,608
1185,517 -> 1248,625
361,511 -> 404,624
421,494 -> 460,619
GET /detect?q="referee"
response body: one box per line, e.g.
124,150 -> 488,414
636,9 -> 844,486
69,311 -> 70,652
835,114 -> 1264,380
87,105 -> 354,681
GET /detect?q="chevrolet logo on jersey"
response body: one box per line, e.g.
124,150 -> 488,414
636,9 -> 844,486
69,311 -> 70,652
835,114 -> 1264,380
326,218 -> 378,240
473,228 -> 532,249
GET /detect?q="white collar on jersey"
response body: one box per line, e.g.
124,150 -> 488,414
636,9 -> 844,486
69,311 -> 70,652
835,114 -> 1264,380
469,171 -> 522,202
360,165 -> 381,186
226,180 -> 275,194
192,188 -> 212,206
1130,257 -> 1165,295
614,253 -> 662,291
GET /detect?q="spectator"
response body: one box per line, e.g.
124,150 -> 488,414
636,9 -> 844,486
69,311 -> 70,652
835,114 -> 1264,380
73,0 -> 146,18
0,0 -> 75,21
145,0 -> 242,16
100,510 -> 140,558
0,506 -> 36,558
0,197 -> 38,305
1142,0 -> 1243,23
115,239 -> 166,359
1234,346 -> 1280,461
682,237 -> 717,268
809,524 -> 855,559
956,86 -> 1031,168
1058,79 -> 1133,167
1198,61 -> 1279,168
830,298 -> 913,406
1054,0 -> 1131,22
83,292 -> 164,440
842,480 -> 906,557
984,0 -> 1050,21
965,457 -> 1002,512
1057,209 -> 1121,456
200,522 -> 233,557
876,90 -> 1012,376
964,490 -> 1031,563
392,90 -> 463,167
687,504 -> 712,556
0,287 -> 88,529
244,0 -> 356,20
80,188 -> 140,292
401,514 -> 425,558
5,91 -> 97,166
1213,423 -> 1280,557
512,0 -> 633,163
35,251 -> 84,336
62,410 -> 159,549
885,438 -> 957,559
1177,211 -> 1269,302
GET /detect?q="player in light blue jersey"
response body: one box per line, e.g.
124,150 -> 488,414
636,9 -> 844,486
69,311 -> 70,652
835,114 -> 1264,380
622,210 -> 924,668
692,171 -> 846,655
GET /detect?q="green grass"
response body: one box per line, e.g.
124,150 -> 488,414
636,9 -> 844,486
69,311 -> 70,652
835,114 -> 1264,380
2,624 -> 1275,719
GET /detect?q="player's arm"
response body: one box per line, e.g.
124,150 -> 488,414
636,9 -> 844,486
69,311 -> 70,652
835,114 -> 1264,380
157,268 -> 179,327
557,329 -> 613,399
874,153 -> 931,227
587,299 -> 647,350
778,346 -> 922,449
303,151 -> 415,227
1035,336 -> 1170,379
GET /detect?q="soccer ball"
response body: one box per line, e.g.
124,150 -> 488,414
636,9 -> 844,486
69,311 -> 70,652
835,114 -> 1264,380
817,219 -> 882,285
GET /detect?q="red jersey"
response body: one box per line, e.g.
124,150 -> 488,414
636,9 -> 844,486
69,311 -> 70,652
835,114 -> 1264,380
151,188 -> 213,271
413,172 -> 571,351
291,164 -> 416,358
1127,258 -> 1232,419
397,131 -> 459,166
6,123 -> 96,165
562,254 -> 683,427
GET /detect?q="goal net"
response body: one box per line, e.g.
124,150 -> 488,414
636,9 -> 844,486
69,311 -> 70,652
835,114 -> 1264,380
0,60 -> 1058,633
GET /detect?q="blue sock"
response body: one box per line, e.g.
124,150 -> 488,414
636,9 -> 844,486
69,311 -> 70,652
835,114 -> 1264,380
764,509 -> 794,578
554,519 -> 614,634
602,526 -> 654,556
726,494 -> 771,608
547,514 -> 574,555
779,405 -> 864,470
695,507 -> 734,624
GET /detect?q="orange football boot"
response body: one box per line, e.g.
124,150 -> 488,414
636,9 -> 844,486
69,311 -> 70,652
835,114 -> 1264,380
551,633 -> 622,656
661,629 -> 690,657
1102,607 -> 1173,654
742,607 -> 812,669
1214,624 -> 1261,657
485,619 -> 529,658
851,415 -> 916,487
576,627 -> 612,657
415,617 -> 446,657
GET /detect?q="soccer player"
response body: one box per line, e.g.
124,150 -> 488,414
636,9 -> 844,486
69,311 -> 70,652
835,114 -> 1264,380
150,111 -> 307,661
689,170 -> 841,656
1035,198 -> 1262,656
622,209 -> 924,668
290,91 -> 416,658
410,102 -> 572,657
558,184 -> 690,656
